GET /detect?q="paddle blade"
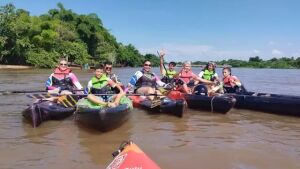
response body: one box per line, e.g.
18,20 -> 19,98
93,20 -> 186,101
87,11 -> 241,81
57,95 -> 80,108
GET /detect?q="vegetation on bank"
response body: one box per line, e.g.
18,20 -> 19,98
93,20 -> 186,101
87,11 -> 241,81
189,56 -> 300,69
0,3 -> 160,68
1,3 -> 299,69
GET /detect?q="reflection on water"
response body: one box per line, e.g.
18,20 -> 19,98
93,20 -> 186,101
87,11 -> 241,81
0,68 -> 300,169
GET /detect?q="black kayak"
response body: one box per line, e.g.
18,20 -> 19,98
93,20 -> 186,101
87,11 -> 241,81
227,92 -> 300,116
167,90 -> 236,114
75,97 -> 132,131
22,100 -> 75,127
129,96 -> 187,117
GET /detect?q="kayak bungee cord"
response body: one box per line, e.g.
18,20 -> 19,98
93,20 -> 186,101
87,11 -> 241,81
211,95 -> 216,113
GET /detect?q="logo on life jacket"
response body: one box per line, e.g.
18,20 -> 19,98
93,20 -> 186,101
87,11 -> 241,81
106,153 -> 127,169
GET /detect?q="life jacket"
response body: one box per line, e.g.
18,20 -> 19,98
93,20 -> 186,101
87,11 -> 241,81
165,69 -> 177,78
51,67 -> 73,91
90,75 -> 113,94
223,75 -> 238,88
135,70 -> 156,88
202,69 -> 215,81
179,70 -> 194,83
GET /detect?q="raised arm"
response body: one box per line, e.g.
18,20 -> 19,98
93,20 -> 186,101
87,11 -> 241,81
158,50 -> 166,76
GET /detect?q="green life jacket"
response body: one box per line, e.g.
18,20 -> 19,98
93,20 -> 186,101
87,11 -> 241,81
90,75 -> 110,94
202,70 -> 215,81
165,69 -> 177,78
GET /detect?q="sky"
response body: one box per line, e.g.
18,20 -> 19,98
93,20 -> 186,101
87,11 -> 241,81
1,0 -> 300,62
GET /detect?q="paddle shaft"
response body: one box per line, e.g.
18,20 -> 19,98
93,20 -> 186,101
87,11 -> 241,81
0,89 -> 84,94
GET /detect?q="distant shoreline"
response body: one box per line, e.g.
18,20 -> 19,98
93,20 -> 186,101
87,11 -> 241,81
0,65 -> 33,69
0,64 -> 82,70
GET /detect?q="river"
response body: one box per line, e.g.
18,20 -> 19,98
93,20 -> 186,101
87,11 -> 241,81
0,67 -> 300,169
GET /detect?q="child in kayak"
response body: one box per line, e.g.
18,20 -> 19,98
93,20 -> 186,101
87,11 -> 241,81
222,67 -> 244,93
85,64 -> 125,107
158,50 -> 177,83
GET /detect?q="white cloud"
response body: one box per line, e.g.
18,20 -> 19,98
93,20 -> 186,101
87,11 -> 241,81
253,49 -> 260,54
268,41 -> 276,45
271,49 -> 283,56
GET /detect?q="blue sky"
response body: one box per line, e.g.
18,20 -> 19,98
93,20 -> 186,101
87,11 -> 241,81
1,0 -> 300,62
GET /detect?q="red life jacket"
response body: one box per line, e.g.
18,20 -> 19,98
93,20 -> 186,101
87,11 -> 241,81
223,75 -> 238,87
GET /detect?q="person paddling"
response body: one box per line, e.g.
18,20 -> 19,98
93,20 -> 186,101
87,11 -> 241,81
45,58 -> 83,94
127,60 -> 170,100
158,50 -> 177,83
85,64 -> 125,107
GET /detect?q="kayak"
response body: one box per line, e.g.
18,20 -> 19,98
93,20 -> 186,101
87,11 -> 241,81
128,95 -> 186,117
227,92 -> 300,116
167,90 -> 236,114
106,141 -> 160,169
22,100 -> 75,127
75,96 -> 133,131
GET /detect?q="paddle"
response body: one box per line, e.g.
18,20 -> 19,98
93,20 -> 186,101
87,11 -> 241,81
27,93 -> 164,99
0,89 -> 84,95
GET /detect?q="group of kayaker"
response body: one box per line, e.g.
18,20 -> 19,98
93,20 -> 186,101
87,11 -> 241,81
157,50 -> 244,95
45,52 -> 244,107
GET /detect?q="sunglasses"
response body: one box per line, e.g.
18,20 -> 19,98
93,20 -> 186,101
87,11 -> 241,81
105,67 -> 112,70
60,63 -> 67,66
144,64 -> 151,67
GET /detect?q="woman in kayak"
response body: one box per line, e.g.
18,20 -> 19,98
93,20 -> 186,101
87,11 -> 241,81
174,61 -> 214,94
85,64 -> 125,107
222,67 -> 244,93
127,60 -> 170,100
196,61 -> 222,95
45,58 -> 83,94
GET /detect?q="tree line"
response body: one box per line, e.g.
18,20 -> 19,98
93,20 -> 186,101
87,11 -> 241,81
190,56 -> 300,69
0,3 -> 160,68
1,3 -> 299,69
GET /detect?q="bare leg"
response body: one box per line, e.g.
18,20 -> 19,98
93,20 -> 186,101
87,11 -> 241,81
87,94 -> 107,106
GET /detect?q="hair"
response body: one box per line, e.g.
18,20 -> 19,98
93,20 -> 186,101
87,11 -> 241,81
104,61 -> 113,66
202,61 -> 216,73
58,58 -> 68,63
143,60 -> 151,64
183,61 -> 191,66
223,67 -> 232,75
169,62 -> 176,67
94,64 -> 105,70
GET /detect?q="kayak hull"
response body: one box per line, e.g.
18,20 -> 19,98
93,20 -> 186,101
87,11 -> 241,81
75,97 -> 132,131
106,141 -> 160,169
22,100 -> 75,127
129,96 -> 186,117
229,92 -> 300,116
167,90 -> 236,114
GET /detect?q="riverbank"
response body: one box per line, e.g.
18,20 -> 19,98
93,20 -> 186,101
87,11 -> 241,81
0,65 -> 33,69
0,64 -> 83,70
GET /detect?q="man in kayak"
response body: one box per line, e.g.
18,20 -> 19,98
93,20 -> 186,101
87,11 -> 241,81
85,64 -> 125,107
174,61 -> 215,94
222,67 -> 245,93
45,58 -> 83,94
127,60 -> 171,100
104,61 -> 121,84
158,50 -> 177,83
